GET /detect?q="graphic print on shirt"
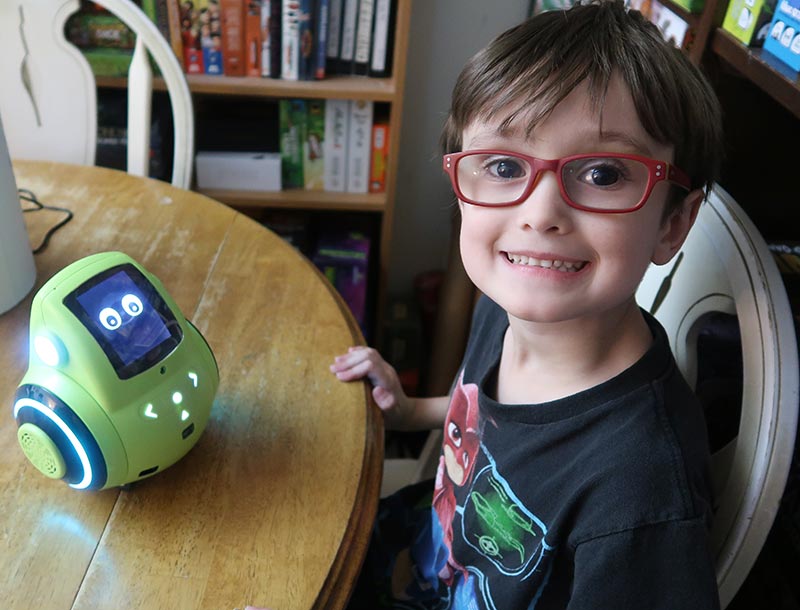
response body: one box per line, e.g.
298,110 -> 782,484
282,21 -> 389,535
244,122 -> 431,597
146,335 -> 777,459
432,370 -> 552,610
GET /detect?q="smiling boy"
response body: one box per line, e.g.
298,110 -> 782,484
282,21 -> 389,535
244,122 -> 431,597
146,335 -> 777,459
331,1 -> 724,608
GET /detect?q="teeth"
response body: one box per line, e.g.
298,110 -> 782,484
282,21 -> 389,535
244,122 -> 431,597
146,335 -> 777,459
506,253 -> 585,272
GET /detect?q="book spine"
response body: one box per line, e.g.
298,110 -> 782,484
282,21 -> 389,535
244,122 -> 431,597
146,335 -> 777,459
279,99 -> 307,188
323,98 -> 349,191
369,0 -> 392,76
297,0 -> 315,80
338,0 -> 359,73
260,0 -> 272,76
221,0 -> 246,76
244,0 -> 261,76
180,1 -> 205,73
314,0 -> 330,79
346,99 -> 373,193
200,0 -> 224,75
353,0 -> 374,75
305,99 -> 326,190
269,0 -> 283,76
165,0 -> 185,69
281,0 -> 301,80
325,0 -> 343,74
369,120 -> 388,193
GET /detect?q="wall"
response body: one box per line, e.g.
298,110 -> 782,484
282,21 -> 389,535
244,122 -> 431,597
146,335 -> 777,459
387,0 -> 530,294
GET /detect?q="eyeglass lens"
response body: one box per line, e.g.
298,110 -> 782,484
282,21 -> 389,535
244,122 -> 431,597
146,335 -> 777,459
455,153 -> 652,210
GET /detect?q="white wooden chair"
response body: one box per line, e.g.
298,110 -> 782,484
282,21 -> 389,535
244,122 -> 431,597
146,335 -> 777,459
391,185 -> 799,608
0,0 -> 194,189
635,185 -> 798,608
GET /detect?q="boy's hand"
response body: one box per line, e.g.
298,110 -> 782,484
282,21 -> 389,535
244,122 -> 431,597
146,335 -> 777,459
330,346 -> 412,429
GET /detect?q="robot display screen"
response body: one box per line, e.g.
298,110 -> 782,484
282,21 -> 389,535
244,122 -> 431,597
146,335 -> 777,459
64,264 -> 183,379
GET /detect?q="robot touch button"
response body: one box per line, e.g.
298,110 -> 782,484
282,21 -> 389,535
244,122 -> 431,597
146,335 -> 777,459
142,403 -> 159,419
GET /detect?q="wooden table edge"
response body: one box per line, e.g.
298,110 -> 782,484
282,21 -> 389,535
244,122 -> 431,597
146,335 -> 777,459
301,258 -> 385,610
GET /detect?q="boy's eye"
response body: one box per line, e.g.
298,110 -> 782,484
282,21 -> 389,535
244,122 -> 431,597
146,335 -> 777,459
566,158 -> 634,190
586,165 -> 622,186
484,157 -> 526,180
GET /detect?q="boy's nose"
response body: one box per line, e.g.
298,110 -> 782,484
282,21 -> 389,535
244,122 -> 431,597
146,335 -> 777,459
516,170 -> 572,233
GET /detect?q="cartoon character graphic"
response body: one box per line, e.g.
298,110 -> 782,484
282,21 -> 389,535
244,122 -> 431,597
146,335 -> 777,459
433,370 -> 481,585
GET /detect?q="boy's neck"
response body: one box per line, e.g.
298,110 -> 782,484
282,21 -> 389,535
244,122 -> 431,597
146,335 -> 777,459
496,299 -> 653,405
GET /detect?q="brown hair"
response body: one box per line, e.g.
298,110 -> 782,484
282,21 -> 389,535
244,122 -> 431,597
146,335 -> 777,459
441,0 -> 724,197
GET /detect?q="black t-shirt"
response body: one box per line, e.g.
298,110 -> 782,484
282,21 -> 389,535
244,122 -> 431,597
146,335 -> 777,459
392,296 -> 720,610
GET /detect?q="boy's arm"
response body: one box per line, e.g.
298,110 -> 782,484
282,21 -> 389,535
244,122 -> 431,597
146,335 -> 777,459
330,346 -> 450,431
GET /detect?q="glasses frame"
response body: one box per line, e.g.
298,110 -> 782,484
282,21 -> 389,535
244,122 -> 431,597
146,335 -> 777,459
442,150 -> 692,214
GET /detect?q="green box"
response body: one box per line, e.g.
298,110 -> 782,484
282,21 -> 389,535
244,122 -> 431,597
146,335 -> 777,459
279,99 -> 307,189
722,0 -> 778,46
304,100 -> 326,191
670,0 -> 705,13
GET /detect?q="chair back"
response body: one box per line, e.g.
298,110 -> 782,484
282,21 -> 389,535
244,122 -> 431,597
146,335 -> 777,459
0,0 -> 194,189
636,185 -> 799,608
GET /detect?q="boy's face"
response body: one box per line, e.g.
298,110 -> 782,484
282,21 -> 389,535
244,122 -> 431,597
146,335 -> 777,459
457,75 -> 701,326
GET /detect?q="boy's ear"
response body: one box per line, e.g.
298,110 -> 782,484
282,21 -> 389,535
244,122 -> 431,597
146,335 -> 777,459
651,189 -> 704,266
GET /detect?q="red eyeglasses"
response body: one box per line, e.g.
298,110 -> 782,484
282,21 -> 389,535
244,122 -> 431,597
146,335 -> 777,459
443,150 -> 691,213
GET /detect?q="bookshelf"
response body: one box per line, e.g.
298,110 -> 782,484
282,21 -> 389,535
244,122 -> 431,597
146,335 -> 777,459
659,0 -> 800,119
99,0 -> 413,340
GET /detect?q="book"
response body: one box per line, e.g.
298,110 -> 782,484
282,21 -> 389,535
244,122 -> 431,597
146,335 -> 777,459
244,0 -> 262,75
281,0 -> 301,79
179,0 -> 205,73
314,0 -> 330,79
66,13 -> 136,49
268,0 -> 283,76
260,0 -> 272,76
297,0 -> 315,80
369,120 -> 388,193
325,0 -> 344,74
338,0 -> 359,73
346,99 -> 373,193
312,230 -> 371,335
353,0 -> 374,75
163,0 -> 185,68
722,0 -> 778,47
221,0 -> 246,75
369,0 -> 393,76
305,99 -> 326,190
142,0 -> 171,44
323,98 -> 349,191
279,99 -> 307,188
763,0 -> 800,71
201,0 -> 225,75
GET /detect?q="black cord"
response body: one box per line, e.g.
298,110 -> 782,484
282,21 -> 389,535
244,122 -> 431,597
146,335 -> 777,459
18,188 -> 73,254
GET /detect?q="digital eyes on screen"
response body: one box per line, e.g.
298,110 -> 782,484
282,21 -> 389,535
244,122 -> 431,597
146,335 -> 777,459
98,293 -> 144,331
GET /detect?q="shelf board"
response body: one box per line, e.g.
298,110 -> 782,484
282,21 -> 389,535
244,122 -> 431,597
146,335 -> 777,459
198,188 -> 386,212
96,73 -> 397,101
711,28 -> 800,120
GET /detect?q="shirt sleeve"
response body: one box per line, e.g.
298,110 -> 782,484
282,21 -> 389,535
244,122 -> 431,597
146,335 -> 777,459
568,518 -> 721,610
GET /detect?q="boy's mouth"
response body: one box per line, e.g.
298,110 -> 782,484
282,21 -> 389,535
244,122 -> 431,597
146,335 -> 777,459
504,252 -> 587,272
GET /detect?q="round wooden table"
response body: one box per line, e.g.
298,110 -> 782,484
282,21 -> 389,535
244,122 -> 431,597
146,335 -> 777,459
0,161 -> 383,610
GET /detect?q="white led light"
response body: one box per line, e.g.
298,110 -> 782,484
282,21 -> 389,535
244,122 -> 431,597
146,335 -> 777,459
172,391 -> 183,405
34,335 -> 60,367
13,398 -> 93,489
181,409 -> 190,421
188,372 -> 198,387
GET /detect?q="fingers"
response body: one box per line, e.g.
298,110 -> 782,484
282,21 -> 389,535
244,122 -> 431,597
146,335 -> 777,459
329,346 -> 385,382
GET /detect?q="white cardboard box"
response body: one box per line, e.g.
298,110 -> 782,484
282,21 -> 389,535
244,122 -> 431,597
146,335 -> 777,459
195,151 -> 282,191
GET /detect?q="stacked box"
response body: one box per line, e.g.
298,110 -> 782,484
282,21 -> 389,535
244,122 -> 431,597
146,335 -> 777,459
312,231 -> 370,335
722,0 -> 778,46
764,0 -> 800,70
